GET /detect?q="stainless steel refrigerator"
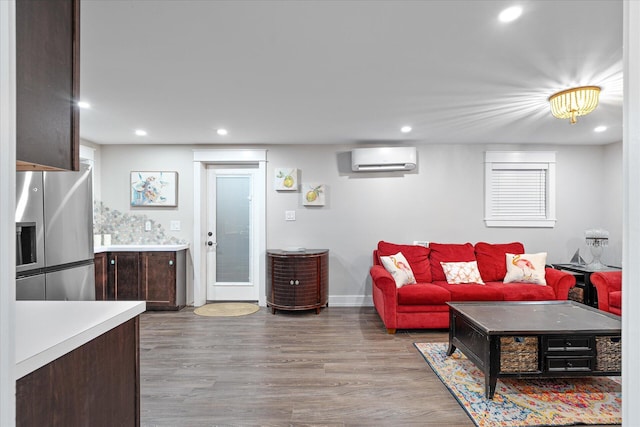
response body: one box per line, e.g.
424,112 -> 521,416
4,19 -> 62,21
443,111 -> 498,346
16,163 -> 95,300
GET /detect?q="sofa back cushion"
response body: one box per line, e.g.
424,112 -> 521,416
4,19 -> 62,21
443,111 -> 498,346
377,241 -> 432,283
474,241 -> 525,282
429,242 -> 476,282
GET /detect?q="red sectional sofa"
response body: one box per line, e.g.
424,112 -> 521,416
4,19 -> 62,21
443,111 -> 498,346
370,241 -> 576,333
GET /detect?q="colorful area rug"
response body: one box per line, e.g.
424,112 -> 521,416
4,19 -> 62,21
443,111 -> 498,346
415,342 -> 621,427
194,302 -> 260,317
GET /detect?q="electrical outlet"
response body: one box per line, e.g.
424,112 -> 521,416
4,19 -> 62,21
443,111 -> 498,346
170,220 -> 181,231
285,210 -> 296,221
145,220 -> 151,231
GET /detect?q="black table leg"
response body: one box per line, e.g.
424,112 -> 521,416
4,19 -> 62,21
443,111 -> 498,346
446,343 -> 456,356
486,373 -> 498,399
486,336 -> 500,399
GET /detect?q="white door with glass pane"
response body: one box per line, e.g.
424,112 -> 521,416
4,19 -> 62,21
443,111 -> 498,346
206,166 -> 260,301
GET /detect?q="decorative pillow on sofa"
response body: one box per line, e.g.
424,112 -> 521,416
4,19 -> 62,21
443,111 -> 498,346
377,241 -> 431,283
504,252 -> 547,285
380,252 -> 417,288
474,242 -> 525,282
440,261 -> 485,284
429,242 -> 476,282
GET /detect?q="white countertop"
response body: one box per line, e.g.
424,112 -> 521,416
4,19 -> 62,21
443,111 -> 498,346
94,243 -> 189,253
15,301 -> 146,379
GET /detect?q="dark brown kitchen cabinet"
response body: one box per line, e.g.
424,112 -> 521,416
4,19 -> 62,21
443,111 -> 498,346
107,252 -> 140,301
267,249 -> 329,314
140,251 -> 186,310
98,250 -> 186,310
16,0 -> 81,171
94,252 -> 107,300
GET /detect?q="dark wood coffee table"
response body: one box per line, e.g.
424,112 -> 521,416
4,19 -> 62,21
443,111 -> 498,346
447,301 -> 621,399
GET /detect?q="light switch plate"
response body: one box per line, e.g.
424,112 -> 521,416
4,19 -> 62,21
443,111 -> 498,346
144,220 -> 152,231
285,210 -> 296,221
170,220 -> 181,231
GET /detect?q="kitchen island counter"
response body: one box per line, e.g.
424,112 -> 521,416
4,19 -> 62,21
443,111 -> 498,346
15,300 -> 145,379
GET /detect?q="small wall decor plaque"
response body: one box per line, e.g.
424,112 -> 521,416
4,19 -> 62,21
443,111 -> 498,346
131,171 -> 178,207
274,168 -> 298,191
302,183 -> 325,206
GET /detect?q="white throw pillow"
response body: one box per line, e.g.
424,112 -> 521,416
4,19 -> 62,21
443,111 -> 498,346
440,261 -> 485,284
504,253 -> 547,285
380,252 -> 416,288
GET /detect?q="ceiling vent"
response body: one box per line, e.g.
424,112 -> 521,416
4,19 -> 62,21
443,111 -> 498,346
351,146 -> 417,172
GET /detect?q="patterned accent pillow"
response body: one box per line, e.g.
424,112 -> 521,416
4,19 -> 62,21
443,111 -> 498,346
440,261 -> 485,285
380,252 -> 417,288
377,241 -> 431,283
504,253 -> 547,285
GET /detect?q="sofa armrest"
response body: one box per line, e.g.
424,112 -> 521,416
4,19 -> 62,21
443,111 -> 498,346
370,265 -> 399,332
370,265 -> 397,303
544,267 -> 576,300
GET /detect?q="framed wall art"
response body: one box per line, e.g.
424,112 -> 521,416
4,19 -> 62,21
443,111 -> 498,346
274,168 -> 298,191
302,183 -> 325,206
130,171 -> 178,207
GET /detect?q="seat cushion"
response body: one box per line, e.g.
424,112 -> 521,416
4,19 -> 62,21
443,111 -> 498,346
378,241 -> 432,283
397,283 -> 451,305
429,242 -> 476,282
474,242 -> 525,282
609,291 -> 622,310
434,281 -> 503,301
498,282 -> 557,301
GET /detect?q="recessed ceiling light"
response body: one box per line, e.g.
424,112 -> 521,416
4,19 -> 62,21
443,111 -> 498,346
217,128 -> 228,136
77,101 -> 91,109
498,6 -> 522,23
594,126 -> 607,132
135,129 -> 147,136
400,126 -> 412,133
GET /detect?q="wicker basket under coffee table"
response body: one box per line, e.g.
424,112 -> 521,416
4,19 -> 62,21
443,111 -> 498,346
446,301 -> 621,399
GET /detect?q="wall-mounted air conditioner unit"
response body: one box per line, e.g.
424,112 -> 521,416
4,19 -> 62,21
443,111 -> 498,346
351,146 -> 417,172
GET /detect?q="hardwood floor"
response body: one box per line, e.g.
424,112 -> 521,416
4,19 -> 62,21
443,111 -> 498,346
139,306 -> 619,427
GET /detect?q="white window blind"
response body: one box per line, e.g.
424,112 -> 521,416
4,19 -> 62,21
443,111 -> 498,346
485,152 -> 556,227
491,168 -> 546,218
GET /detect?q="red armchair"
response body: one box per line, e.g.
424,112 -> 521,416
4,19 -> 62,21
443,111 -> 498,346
591,271 -> 622,315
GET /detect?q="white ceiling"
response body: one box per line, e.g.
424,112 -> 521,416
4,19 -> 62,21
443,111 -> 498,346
79,0 -> 623,146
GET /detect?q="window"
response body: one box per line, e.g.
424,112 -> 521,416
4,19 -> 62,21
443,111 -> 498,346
484,151 -> 556,227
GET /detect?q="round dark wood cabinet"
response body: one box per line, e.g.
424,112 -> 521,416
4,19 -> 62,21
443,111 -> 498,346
266,249 -> 329,314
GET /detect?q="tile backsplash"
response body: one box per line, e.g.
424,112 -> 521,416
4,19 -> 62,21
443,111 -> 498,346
94,201 -> 187,245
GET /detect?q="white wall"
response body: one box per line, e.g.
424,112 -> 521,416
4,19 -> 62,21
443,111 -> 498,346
81,138 -> 102,203
603,141 -> 623,265
97,142 -> 623,304
623,1 -> 640,423
0,1 -> 16,424
98,145 -> 194,244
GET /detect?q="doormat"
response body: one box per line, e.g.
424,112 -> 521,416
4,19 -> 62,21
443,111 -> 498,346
194,302 -> 260,317
414,342 -> 621,427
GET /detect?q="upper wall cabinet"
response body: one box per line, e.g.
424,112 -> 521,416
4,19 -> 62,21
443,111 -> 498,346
16,0 -> 80,171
